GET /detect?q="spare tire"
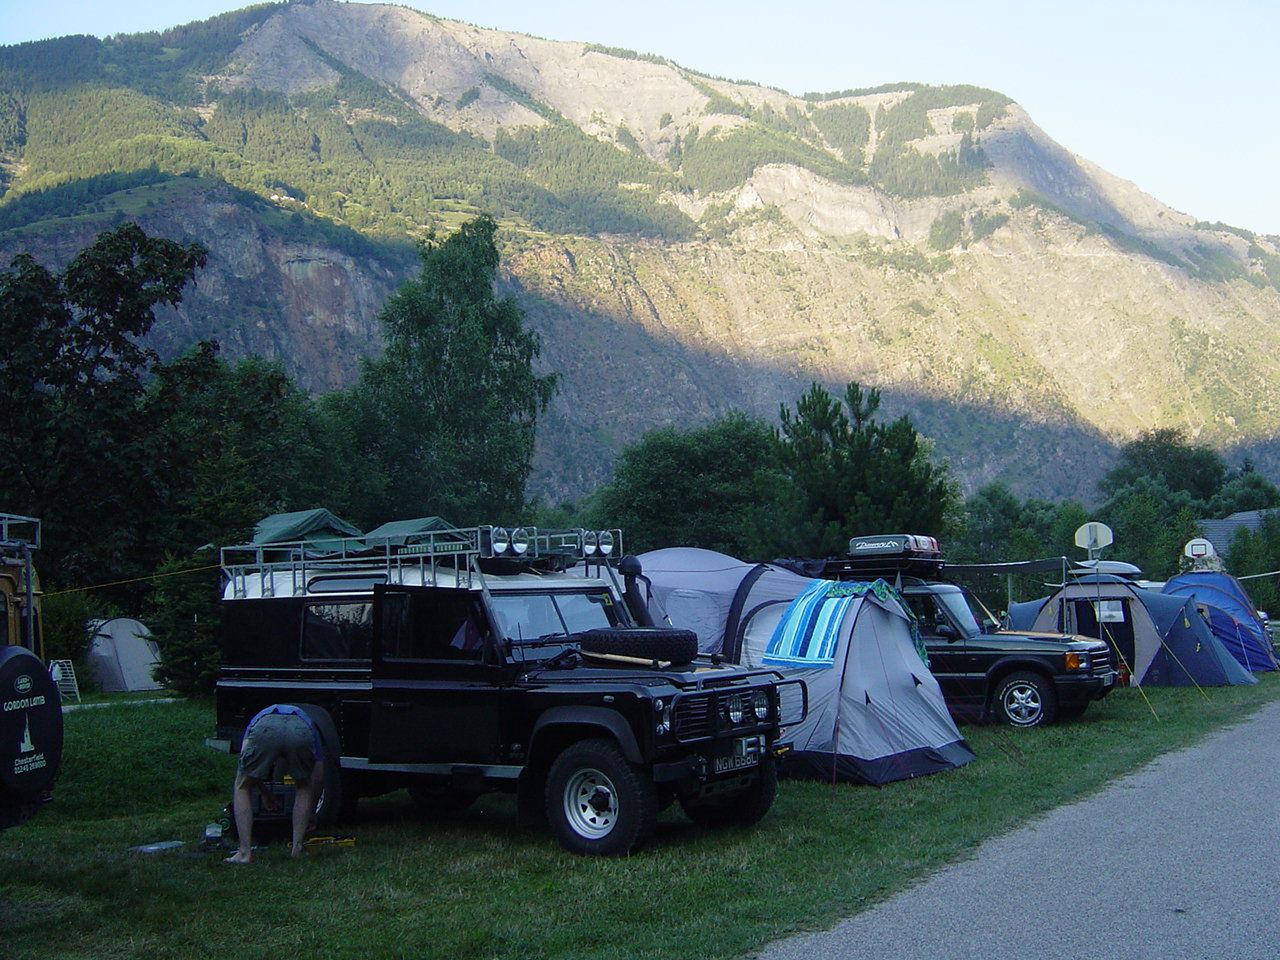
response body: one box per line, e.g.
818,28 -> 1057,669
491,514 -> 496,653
578,628 -> 698,666
0,647 -> 63,820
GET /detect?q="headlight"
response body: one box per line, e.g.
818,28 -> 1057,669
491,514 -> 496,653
752,689 -> 769,721
582,530 -> 598,555
510,527 -> 529,556
1065,651 -> 1090,671
727,694 -> 745,725
598,530 -> 615,556
490,526 -> 510,555
654,698 -> 672,736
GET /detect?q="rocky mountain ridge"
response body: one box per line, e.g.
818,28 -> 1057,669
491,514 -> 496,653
2,0 -> 1279,505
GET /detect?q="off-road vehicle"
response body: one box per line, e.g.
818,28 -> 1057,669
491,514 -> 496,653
782,535 -> 1115,727
212,525 -> 805,855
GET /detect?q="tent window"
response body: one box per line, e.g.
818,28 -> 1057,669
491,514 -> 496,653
301,602 -> 373,661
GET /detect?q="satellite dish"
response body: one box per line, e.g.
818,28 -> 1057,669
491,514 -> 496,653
1184,538 -> 1215,559
1074,522 -> 1114,554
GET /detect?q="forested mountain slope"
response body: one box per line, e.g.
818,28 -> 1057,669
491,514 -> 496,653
2,0 -> 1278,503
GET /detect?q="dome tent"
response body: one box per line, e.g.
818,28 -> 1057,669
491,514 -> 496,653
638,548 -> 974,785
1161,571 -> 1277,673
86,618 -> 161,692
1008,575 -> 1255,687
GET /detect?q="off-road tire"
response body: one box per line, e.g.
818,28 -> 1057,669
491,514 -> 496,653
577,628 -> 698,666
680,755 -> 778,828
545,738 -> 656,856
991,672 -> 1058,727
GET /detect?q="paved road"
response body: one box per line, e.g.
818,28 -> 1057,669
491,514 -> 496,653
759,700 -> 1280,960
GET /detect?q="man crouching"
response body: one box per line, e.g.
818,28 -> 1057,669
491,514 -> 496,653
225,704 -> 324,864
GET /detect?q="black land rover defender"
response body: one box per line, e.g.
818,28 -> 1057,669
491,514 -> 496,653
212,525 -> 805,856
784,535 -> 1115,727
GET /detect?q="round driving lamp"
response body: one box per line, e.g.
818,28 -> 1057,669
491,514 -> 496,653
582,530 -> 599,556
727,694 -> 745,725
597,530 -> 615,556
510,527 -> 530,556
752,689 -> 769,721
490,526 -> 510,555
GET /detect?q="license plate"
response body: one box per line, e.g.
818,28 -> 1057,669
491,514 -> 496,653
713,736 -> 763,773
1101,671 -> 1117,687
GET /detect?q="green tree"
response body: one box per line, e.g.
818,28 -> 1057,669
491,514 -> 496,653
591,412 -> 803,558
332,216 -> 557,527
147,553 -> 221,696
1099,428 -> 1228,503
1208,469 -> 1280,517
0,223 -> 206,585
776,382 -> 957,556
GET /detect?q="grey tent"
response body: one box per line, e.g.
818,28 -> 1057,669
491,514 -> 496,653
639,548 -> 974,785
1008,575 -> 1255,687
86,618 -> 162,692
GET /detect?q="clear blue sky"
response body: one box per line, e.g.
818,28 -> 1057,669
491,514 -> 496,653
3,0 -> 1277,235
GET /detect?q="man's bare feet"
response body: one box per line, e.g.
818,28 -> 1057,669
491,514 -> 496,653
224,851 -> 253,864
290,843 -> 306,858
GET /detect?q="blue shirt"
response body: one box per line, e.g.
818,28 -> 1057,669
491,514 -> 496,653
248,704 -> 324,758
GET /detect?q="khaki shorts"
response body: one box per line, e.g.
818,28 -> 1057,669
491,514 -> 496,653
238,713 -> 318,783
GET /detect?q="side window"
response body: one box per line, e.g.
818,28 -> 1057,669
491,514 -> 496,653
384,591 -> 487,661
301,602 -> 373,660
906,596 -> 943,634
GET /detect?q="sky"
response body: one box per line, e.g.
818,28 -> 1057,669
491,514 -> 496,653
2,0 -> 1277,236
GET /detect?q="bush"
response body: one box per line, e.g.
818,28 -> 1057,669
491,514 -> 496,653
929,210 -> 964,250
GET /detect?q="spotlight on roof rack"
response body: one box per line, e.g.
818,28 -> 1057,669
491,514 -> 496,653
510,527 -> 530,556
597,530 -> 614,557
582,530 -> 599,556
491,526 -> 511,555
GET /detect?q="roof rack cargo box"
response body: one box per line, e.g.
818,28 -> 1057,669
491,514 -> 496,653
831,534 -> 945,579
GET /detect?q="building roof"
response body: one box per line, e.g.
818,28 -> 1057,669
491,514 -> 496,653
1197,510 -> 1275,557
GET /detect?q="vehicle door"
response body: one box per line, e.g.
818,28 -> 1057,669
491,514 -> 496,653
369,585 -> 503,765
905,592 -> 975,707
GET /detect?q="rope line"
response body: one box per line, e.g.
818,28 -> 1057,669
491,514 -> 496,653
43,562 -> 222,597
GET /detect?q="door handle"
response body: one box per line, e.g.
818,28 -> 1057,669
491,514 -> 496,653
378,700 -> 409,711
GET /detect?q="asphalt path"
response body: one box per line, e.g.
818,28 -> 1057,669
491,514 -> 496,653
758,699 -> 1280,960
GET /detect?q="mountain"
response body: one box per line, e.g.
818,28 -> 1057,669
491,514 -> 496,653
2,0 -> 1279,506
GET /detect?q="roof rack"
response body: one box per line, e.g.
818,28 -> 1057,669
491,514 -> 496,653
0,513 -> 40,554
220,525 -> 623,599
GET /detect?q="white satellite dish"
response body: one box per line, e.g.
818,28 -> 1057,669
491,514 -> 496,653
1074,522 -> 1114,557
1184,538 -> 1216,559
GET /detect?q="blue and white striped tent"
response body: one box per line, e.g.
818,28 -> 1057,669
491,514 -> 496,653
638,548 -> 974,786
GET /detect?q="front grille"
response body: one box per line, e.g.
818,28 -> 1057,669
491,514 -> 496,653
1091,647 -> 1115,675
673,694 -> 714,741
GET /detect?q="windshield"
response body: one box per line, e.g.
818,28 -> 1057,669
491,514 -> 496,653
936,590 -> 982,638
489,590 -> 618,643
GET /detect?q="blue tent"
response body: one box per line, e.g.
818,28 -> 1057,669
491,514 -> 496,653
1009,575 -> 1256,687
1162,572 -> 1277,673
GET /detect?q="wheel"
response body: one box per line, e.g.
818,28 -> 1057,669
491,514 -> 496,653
577,628 -> 698,665
409,780 -> 479,813
545,739 -> 656,856
680,755 -> 777,828
991,672 -> 1058,727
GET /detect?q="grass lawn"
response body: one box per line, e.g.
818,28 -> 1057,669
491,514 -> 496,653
3,675 -> 1279,960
